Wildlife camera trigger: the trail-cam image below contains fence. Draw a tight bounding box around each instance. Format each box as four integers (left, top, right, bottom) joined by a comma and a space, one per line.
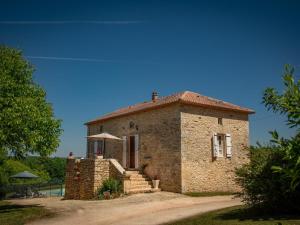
2, 181, 65, 199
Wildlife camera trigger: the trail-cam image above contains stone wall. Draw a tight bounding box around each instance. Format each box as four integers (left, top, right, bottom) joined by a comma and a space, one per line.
87, 104, 182, 192
85, 103, 251, 194
180, 105, 250, 192
65, 158, 112, 199
64, 158, 80, 199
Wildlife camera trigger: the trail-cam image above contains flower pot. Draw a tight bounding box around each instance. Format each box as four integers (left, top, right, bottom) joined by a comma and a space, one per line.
103, 191, 110, 199
152, 180, 160, 189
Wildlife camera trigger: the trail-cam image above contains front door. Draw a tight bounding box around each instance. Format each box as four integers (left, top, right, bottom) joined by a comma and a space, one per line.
129, 136, 135, 168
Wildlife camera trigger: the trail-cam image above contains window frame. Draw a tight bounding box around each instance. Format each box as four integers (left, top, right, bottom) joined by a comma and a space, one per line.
218, 118, 223, 125
216, 134, 225, 157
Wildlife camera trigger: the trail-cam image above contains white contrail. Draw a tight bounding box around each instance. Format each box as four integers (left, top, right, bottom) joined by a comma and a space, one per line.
26, 56, 157, 64
0, 20, 144, 24
27, 56, 119, 62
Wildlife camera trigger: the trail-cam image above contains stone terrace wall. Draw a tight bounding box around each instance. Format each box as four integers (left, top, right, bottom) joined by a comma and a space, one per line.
65, 158, 114, 200
64, 158, 80, 199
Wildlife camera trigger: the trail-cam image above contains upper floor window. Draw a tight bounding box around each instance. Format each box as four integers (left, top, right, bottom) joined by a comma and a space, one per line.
99, 125, 103, 133
218, 118, 223, 125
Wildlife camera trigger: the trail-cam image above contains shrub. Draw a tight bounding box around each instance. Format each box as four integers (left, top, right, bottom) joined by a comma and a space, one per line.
235, 145, 300, 212
97, 178, 122, 199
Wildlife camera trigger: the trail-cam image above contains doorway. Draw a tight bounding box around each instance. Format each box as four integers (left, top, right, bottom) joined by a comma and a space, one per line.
129, 136, 135, 168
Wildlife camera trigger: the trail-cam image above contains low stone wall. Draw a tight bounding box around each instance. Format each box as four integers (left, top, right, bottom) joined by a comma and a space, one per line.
65, 157, 123, 200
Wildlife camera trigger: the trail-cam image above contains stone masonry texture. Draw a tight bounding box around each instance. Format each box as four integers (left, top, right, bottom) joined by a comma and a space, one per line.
80, 103, 250, 194
87, 104, 182, 193
180, 105, 249, 192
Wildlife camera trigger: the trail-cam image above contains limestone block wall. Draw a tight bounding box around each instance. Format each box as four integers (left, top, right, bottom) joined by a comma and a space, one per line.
180, 105, 250, 193
65, 158, 112, 199
87, 104, 182, 192
64, 158, 80, 199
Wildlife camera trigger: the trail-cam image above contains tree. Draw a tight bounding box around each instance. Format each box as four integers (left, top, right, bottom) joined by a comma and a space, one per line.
236, 64, 300, 212
0, 45, 62, 158
263, 64, 300, 128
263, 65, 300, 191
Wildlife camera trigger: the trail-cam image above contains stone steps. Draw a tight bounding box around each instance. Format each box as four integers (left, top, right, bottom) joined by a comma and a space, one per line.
129, 180, 151, 185
127, 187, 152, 194
124, 169, 159, 194
129, 177, 151, 181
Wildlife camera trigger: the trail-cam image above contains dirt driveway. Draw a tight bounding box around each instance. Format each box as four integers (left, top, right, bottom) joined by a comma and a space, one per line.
9, 192, 241, 225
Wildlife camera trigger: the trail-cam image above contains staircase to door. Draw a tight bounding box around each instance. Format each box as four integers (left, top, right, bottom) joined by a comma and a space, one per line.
124, 170, 156, 194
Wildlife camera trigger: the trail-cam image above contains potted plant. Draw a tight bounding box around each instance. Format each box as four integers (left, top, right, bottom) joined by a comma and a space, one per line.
103, 190, 110, 199
152, 175, 160, 189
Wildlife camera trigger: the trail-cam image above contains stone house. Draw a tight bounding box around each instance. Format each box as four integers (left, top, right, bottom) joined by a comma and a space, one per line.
80, 91, 254, 194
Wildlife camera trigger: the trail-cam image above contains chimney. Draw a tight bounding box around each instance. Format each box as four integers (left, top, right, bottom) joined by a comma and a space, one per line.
152, 91, 158, 101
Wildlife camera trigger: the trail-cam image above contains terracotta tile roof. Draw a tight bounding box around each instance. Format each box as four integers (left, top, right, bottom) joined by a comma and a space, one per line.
86, 91, 254, 125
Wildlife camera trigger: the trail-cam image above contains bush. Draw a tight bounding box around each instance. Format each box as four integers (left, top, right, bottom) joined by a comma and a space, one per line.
236, 144, 300, 212
97, 178, 122, 199
235, 65, 300, 213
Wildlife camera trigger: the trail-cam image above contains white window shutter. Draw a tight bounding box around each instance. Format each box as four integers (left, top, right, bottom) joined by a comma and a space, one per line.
226, 134, 232, 157
122, 136, 127, 168
213, 133, 219, 157
134, 134, 139, 168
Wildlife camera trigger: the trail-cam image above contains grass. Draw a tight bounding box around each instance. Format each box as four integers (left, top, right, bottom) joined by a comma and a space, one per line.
164, 205, 300, 225
0, 200, 54, 225
184, 191, 235, 197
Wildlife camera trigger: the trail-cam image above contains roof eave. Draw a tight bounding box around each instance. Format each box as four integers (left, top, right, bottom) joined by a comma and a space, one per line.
85, 99, 255, 126
84, 101, 179, 126
178, 99, 255, 114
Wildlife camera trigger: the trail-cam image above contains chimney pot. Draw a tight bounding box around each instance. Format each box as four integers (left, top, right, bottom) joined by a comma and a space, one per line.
152, 91, 158, 101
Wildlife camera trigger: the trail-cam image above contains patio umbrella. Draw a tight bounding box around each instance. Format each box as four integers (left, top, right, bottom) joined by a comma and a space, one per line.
10, 171, 39, 198
87, 132, 122, 156
10, 171, 39, 179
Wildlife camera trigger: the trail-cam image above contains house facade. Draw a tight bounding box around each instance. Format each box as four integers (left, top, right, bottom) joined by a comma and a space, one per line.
84, 91, 254, 193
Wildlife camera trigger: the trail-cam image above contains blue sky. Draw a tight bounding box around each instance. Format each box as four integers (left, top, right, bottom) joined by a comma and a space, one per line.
1, 0, 299, 157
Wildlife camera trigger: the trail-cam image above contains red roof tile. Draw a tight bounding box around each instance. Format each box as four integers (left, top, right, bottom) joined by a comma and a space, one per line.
86, 91, 254, 125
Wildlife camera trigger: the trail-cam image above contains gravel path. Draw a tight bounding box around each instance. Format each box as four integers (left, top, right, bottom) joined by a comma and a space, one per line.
9, 192, 242, 225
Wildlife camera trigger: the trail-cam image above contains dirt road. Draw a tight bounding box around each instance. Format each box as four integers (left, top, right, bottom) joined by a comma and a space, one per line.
9, 192, 241, 225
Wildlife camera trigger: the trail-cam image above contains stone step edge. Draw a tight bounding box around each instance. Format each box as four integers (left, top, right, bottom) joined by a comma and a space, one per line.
127, 188, 161, 194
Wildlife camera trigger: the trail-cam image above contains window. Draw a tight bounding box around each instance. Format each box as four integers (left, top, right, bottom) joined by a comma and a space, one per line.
99, 125, 103, 133
218, 118, 223, 125
94, 140, 104, 156
217, 134, 224, 157
213, 133, 232, 158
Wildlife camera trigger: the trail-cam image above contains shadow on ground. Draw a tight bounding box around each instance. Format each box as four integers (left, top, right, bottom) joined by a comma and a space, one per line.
216, 206, 300, 222
0, 203, 42, 214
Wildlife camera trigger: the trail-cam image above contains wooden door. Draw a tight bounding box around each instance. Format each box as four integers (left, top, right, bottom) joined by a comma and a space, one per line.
129, 136, 135, 168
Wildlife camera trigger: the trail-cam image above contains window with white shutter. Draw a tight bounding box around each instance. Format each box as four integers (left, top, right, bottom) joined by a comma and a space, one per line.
217, 135, 224, 157
213, 133, 219, 157
213, 133, 229, 158
225, 134, 232, 158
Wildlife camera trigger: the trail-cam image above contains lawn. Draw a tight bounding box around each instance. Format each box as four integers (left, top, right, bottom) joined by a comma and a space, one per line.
0, 200, 54, 225
165, 205, 300, 225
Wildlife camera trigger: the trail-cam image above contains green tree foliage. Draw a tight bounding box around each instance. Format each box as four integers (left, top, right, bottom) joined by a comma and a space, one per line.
236, 65, 300, 212
263, 65, 300, 128
0, 45, 62, 158
22, 156, 66, 182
